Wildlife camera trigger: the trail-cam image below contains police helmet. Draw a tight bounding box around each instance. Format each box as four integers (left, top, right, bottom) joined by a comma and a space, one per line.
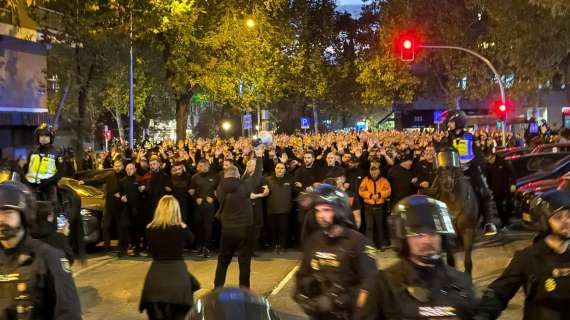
435, 147, 461, 169
388, 195, 455, 254
187, 287, 280, 320
527, 189, 570, 234
300, 183, 354, 228
443, 109, 467, 129
0, 181, 37, 228
34, 123, 55, 144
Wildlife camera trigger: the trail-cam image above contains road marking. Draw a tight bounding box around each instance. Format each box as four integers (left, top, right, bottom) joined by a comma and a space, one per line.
269, 265, 299, 297
74, 257, 118, 278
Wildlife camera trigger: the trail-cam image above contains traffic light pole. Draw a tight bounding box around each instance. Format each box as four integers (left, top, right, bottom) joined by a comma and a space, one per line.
420, 45, 507, 146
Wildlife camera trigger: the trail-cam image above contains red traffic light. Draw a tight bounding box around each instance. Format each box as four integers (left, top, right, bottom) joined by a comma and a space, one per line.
492, 99, 511, 121
104, 130, 112, 138
400, 36, 415, 61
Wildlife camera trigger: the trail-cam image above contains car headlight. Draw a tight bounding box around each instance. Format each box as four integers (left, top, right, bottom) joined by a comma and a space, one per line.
80, 209, 94, 217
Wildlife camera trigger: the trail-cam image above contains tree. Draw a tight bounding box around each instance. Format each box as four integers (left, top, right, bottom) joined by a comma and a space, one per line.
472, 0, 570, 104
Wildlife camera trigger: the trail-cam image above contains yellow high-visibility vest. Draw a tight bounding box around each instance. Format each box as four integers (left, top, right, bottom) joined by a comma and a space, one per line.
25, 154, 57, 184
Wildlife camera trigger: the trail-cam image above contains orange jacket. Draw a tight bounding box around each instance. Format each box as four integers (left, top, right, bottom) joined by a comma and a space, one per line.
359, 176, 391, 205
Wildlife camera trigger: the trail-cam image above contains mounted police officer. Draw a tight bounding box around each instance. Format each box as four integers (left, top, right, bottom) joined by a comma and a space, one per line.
24, 123, 62, 203
475, 189, 570, 320
355, 195, 476, 320
0, 181, 81, 320
294, 184, 377, 320
443, 109, 499, 235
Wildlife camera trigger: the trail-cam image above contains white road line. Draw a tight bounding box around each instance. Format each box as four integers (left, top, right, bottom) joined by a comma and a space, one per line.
74, 257, 118, 278
269, 265, 299, 297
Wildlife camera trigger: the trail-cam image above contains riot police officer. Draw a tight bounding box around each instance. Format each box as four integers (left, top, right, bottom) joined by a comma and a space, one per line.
0, 181, 81, 319
474, 189, 570, 320
443, 109, 499, 235
24, 123, 63, 202
355, 195, 476, 320
294, 184, 378, 320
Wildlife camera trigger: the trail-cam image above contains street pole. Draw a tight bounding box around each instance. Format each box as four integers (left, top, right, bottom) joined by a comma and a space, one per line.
420, 45, 507, 146
312, 100, 319, 134
128, 7, 135, 149
104, 125, 109, 153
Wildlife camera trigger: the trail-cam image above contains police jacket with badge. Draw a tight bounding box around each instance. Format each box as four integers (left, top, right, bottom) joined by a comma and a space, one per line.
0, 181, 81, 320
0, 235, 81, 320
356, 195, 477, 320
294, 185, 378, 319
475, 189, 570, 320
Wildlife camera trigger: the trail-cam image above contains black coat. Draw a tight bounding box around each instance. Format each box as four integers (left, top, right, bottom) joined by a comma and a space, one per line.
140, 226, 196, 312
476, 240, 570, 320
387, 165, 417, 206
355, 259, 476, 320
295, 227, 378, 319
120, 175, 142, 215
216, 178, 253, 229
0, 236, 82, 320
264, 175, 293, 214
146, 170, 172, 207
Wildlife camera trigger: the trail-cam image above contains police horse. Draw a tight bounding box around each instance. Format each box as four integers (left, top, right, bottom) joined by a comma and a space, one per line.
423, 148, 479, 276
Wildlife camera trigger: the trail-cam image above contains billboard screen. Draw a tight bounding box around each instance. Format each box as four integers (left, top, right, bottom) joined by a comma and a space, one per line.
0, 35, 47, 113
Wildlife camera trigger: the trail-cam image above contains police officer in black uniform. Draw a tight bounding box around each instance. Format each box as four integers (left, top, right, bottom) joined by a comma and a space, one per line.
24, 123, 63, 203
474, 189, 570, 320
0, 181, 81, 320
355, 195, 476, 320
294, 184, 378, 320
443, 109, 499, 235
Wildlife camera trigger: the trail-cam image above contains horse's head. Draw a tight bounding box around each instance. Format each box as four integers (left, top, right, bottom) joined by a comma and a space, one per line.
436, 167, 457, 194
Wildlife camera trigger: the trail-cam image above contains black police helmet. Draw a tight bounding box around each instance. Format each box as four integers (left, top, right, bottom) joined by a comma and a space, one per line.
187, 287, 280, 320
0, 181, 37, 228
443, 109, 467, 129
527, 189, 570, 234
34, 123, 55, 144
301, 183, 355, 228
388, 195, 455, 254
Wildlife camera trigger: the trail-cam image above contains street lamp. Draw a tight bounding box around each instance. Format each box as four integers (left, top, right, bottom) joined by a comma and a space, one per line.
246, 18, 255, 28
222, 121, 232, 132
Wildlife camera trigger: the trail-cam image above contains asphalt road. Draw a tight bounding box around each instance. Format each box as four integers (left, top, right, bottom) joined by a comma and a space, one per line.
73, 231, 533, 320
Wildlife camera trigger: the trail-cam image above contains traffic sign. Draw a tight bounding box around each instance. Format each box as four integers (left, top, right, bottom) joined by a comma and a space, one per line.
300, 117, 310, 129
243, 113, 252, 130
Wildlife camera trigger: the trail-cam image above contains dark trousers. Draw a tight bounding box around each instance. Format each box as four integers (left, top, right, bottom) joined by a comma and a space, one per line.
364, 203, 388, 248
214, 226, 252, 288
127, 209, 144, 252
268, 214, 289, 248
495, 197, 512, 226
103, 202, 128, 252
193, 203, 215, 249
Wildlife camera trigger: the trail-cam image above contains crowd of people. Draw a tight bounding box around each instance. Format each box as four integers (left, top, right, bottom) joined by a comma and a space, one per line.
1, 109, 570, 320
65, 126, 523, 257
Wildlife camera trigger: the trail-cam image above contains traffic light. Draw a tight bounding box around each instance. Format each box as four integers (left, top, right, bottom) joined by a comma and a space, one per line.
104, 130, 112, 139
400, 36, 415, 61
492, 99, 510, 121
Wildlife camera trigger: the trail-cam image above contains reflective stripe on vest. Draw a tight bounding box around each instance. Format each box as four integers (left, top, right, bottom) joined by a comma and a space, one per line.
452, 137, 474, 164
25, 154, 57, 184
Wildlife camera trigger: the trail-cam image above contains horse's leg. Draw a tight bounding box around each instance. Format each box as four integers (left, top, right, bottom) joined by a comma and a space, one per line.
463, 228, 475, 277
443, 236, 456, 268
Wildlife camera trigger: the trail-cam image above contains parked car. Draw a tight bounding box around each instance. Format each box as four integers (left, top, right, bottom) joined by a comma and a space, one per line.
531, 143, 570, 154
514, 177, 560, 221
516, 155, 570, 187
496, 146, 531, 158
506, 152, 570, 180
58, 177, 105, 246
